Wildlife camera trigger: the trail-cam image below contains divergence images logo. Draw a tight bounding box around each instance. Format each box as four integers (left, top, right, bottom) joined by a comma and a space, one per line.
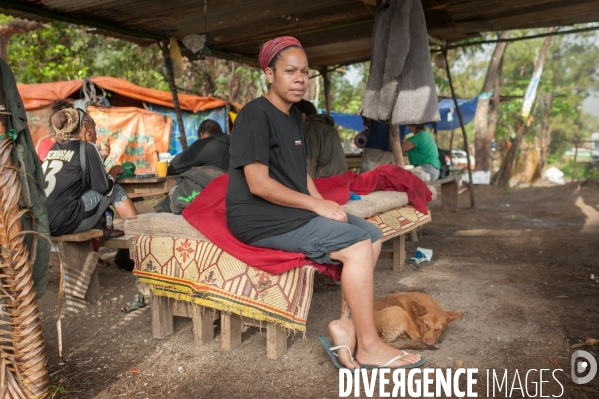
571, 350, 597, 385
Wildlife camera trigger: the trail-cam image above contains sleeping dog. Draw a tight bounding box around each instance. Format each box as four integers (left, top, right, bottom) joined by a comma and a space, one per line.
374, 292, 463, 349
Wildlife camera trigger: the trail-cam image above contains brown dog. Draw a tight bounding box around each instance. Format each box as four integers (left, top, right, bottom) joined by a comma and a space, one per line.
374, 292, 463, 346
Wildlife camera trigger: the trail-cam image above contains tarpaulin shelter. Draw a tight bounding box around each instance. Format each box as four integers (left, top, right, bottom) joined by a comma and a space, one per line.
18, 77, 226, 172
328, 96, 481, 134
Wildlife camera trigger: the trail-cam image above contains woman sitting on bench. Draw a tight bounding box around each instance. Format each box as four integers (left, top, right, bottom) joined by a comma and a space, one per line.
402, 124, 441, 181
42, 102, 138, 236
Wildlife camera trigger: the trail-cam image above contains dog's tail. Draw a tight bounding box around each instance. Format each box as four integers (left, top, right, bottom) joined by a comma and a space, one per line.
388, 339, 438, 351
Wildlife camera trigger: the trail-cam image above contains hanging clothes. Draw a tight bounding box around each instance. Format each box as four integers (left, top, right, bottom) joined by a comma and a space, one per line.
361, 0, 440, 125
1, 59, 50, 299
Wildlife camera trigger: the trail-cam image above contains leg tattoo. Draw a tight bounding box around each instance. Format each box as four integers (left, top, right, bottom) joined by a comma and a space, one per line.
344, 302, 352, 319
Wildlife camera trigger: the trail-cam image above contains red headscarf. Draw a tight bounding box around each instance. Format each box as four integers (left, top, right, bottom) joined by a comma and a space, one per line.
258, 36, 303, 72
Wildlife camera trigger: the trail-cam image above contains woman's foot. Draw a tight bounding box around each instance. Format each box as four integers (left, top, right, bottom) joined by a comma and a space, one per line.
329, 319, 360, 369
356, 340, 422, 368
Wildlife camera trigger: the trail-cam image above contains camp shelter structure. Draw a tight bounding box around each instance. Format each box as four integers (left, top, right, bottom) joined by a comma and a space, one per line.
1, 0, 599, 68
19, 77, 226, 172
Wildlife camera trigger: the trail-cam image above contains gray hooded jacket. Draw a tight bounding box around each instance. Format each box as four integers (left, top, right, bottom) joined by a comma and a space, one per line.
361, 0, 440, 125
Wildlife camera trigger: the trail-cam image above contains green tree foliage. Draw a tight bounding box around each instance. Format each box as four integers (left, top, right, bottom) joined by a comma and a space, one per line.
2, 15, 166, 89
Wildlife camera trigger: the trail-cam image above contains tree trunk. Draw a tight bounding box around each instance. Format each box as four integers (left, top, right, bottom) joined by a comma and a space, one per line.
474, 31, 511, 171
0, 19, 44, 62
496, 29, 555, 187
538, 92, 554, 173
487, 57, 504, 150
161, 40, 188, 150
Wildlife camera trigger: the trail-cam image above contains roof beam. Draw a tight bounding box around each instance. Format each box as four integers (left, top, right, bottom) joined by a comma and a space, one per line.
0, 0, 163, 41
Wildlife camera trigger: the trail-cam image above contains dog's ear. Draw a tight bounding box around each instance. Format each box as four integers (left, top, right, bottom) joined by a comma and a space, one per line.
412, 301, 427, 317
446, 311, 463, 324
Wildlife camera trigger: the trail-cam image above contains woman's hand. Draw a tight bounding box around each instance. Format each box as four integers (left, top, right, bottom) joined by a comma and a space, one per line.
311, 199, 347, 223
108, 165, 124, 179
99, 140, 111, 159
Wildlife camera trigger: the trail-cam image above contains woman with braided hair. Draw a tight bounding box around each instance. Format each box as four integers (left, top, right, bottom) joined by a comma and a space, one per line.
42, 103, 138, 236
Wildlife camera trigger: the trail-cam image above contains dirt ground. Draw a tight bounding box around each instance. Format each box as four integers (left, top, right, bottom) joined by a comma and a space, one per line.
38, 181, 599, 398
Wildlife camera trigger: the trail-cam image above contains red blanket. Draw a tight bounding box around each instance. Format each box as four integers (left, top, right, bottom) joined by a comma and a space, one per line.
182, 165, 431, 280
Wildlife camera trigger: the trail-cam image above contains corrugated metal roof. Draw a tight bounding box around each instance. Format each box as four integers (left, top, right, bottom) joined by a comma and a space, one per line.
1, 0, 599, 67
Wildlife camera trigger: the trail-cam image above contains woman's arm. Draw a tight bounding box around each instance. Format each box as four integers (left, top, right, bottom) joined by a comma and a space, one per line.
306, 173, 324, 199
244, 162, 346, 222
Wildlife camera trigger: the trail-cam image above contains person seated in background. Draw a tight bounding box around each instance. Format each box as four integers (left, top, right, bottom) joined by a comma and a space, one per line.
293, 99, 348, 178
43, 102, 138, 236
167, 119, 229, 175
359, 118, 395, 172
402, 124, 440, 181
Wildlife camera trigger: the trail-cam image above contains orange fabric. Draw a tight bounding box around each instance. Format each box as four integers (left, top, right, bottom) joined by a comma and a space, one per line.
17, 76, 226, 113
90, 77, 226, 113
27, 107, 54, 148
88, 106, 172, 174
18, 80, 83, 111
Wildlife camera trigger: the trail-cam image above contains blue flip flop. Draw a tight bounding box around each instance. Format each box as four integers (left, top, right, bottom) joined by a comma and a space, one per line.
318, 335, 426, 369
318, 335, 354, 369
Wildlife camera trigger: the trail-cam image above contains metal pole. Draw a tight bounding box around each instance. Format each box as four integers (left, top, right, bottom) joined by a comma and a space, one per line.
443, 48, 475, 208
161, 40, 188, 150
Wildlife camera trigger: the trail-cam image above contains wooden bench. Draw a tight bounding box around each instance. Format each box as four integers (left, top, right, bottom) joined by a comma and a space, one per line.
433, 174, 462, 212
51, 230, 131, 310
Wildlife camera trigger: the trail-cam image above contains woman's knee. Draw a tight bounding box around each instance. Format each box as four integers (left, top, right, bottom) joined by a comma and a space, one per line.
331, 238, 374, 263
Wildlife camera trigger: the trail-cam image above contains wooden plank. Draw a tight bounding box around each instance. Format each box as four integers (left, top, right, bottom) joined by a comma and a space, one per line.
59, 241, 88, 311
192, 306, 215, 345
220, 312, 242, 351
72, 251, 99, 299
51, 229, 102, 242
59, 240, 101, 309
151, 292, 174, 339
266, 322, 287, 359
127, 192, 168, 200
171, 300, 193, 318
408, 230, 418, 243
441, 179, 459, 212
392, 234, 405, 272
100, 236, 131, 249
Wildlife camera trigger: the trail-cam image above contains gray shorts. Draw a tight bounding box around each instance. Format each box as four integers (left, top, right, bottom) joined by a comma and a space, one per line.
73, 184, 129, 233
252, 214, 383, 264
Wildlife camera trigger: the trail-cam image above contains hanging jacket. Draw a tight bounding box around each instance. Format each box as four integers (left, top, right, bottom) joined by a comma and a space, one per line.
1, 59, 50, 299
361, 0, 440, 125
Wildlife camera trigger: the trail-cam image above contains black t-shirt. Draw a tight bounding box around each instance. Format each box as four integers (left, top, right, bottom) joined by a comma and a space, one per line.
167, 134, 230, 175
226, 96, 317, 244
43, 140, 115, 235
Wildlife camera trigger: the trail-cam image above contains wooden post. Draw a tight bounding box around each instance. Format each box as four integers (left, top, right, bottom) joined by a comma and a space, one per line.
442, 49, 475, 208
161, 40, 188, 150
59, 241, 101, 309
392, 235, 405, 272
221, 312, 242, 351
151, 292, 174, 339
322, 68, 331, 116
192, 306, 215, 345
389, 124, 405, 168
266, 322, 287, 359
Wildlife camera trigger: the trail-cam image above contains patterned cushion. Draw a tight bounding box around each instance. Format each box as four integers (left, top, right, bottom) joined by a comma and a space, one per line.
132, 205, 431, 331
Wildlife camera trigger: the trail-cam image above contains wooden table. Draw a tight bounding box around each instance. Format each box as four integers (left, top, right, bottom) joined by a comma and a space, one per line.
117, 175, 179, 200
345, 153, 362, 170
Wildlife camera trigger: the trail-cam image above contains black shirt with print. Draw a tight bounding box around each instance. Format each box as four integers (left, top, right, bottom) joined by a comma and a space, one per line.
43, 140, 114, 236
226, 96, 317, 244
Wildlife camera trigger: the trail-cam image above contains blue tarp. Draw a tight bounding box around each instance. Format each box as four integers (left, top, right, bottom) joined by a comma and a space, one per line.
433, 97, 479, 130
329, 111, 365, 132
325, 96, 480, 132
148, 105, 227, 154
